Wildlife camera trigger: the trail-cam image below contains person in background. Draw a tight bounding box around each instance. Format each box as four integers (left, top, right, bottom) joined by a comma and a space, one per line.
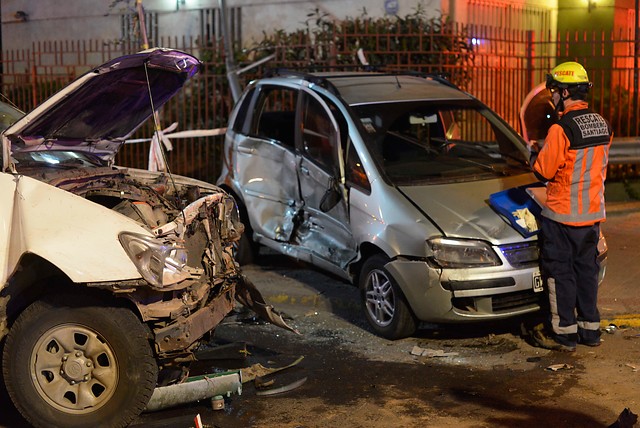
530, 61, 613, 352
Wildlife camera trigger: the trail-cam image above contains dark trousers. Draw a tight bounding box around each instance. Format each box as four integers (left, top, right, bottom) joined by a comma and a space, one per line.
540, 216, 601, 346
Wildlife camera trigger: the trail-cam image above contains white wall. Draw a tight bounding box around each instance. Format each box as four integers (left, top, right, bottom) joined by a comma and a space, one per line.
1, 0, 442, 50
2, 1, 126, 49
1, 0, 557, 51
216, 0, 441, 44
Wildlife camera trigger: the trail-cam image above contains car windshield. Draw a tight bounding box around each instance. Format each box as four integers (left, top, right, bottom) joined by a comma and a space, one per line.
352, 100, 531, 185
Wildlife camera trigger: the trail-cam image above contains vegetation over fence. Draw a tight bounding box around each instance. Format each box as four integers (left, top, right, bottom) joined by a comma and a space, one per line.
242, 7, 474, 87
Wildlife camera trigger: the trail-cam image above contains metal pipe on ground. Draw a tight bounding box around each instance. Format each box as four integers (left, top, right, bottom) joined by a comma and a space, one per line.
145, 371, 242, 412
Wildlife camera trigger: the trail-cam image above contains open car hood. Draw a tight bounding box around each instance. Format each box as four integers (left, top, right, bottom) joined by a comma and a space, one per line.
2, 48, 201, 169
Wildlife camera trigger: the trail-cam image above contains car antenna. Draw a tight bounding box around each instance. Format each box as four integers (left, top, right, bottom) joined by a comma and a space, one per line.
143, 61, 186, 217
0, 92, 21, 111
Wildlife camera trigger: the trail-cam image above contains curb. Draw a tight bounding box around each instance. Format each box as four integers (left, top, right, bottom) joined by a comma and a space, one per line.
606, 201, 640, 215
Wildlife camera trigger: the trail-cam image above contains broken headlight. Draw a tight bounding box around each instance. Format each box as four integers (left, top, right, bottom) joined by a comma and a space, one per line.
427, 237, 502, 268
119, 232, 190, 287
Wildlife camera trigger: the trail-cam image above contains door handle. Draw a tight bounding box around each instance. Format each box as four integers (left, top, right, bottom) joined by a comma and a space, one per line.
300, 166, 309, 175
238, 146, 255, 154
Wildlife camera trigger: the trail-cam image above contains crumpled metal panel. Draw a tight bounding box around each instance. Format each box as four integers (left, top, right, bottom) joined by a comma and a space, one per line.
233, 136, 300, 242
0, 162, 294, 355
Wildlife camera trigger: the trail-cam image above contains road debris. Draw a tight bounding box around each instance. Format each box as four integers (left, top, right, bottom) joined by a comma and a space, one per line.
240, 356, 305, 383
145, 371, 241, 412
411, 345, 459, 358
255, 377, 276, 388
546, 363, 574, 371
606, 324, 618, 334
255, 377, 308, 396
175, 342, 250, 363
625, 363, 638, 372
211, 395, 225, 410
195, 414, 203, 428
608, 408, 638, 428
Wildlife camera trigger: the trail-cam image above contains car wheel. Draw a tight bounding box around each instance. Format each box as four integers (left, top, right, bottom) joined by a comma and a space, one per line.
359, 254, 418, 340
2, 298, 157, 428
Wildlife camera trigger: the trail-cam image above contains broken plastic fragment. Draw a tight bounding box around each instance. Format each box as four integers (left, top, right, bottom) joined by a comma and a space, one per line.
240, 356, 305, 383
546, 363, 573, 371
411, 345, 459, 357
255, 377, 308, 396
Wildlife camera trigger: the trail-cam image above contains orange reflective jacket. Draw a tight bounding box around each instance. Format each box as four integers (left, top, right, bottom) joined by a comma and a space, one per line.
533, 101, 612, 226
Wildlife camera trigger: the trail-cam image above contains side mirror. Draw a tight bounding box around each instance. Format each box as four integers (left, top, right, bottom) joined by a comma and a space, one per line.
320, 178, 342, 212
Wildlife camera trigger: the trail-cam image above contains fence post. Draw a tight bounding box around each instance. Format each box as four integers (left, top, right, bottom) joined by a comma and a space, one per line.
219, 0, 242, 104
634, 0, 639, 136
526, 30, 535, 94
30, 64, 37, 109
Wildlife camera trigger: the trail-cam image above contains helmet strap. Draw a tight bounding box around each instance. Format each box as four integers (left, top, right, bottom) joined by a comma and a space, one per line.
554, 95, 566, 113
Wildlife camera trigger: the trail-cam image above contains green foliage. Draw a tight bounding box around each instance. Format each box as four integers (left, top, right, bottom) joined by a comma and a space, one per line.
235, 6, 475, 88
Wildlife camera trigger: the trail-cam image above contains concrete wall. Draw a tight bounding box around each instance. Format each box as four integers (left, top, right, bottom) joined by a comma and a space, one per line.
1, 1, 126, 49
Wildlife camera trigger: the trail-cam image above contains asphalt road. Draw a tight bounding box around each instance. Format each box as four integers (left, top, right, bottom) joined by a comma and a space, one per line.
239, 200, 640, 329
596, 202, 640, 325
129, 202, 640, 428
2, 202, 640, 428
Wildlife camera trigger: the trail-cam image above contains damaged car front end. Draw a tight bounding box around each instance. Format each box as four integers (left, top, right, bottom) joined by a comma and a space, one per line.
0, 49, 291, 428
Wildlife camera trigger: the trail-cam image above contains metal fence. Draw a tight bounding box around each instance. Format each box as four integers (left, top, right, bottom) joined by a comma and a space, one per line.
1, 24, 639, 183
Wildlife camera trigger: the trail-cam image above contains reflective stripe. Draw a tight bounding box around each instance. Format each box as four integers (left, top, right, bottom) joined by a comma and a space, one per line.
581, 148, 594, 214
548, 277, 578, 335
577, 320, 600, 331
543, 145, 606, 224
542, 207, 605, 223
571, 148, 584, 216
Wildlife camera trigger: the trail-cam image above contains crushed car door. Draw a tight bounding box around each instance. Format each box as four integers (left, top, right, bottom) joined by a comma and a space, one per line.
295, 90, 356, 268
233, 85, 301, 242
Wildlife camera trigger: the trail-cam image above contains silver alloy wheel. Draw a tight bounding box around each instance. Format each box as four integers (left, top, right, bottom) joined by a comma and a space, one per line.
364, 268, 396, 327
31, 323, 118, 413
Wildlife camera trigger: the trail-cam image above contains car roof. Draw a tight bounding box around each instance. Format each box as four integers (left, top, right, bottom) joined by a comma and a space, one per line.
260, 71, 475, 106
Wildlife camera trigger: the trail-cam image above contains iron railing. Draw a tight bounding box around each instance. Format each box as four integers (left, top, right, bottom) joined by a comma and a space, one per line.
1, 26, 640, 182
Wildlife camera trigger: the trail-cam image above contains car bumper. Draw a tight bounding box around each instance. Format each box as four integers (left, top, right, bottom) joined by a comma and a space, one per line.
385, 259, 542, 323
386, 252, 607, 323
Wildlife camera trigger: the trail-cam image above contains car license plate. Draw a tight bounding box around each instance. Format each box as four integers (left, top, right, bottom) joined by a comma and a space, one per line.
533, 272, 543, 293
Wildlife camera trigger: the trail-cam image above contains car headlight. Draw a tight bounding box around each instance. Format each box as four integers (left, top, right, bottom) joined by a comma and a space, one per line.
119, 232, 190, 287
427, 237, 501, 268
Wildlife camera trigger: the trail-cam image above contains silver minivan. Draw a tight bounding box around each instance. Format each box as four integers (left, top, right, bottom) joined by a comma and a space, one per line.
217, 71, 607, 339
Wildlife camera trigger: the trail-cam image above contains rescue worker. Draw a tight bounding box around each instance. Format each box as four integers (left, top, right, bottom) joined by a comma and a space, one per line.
530, 61, 613, 352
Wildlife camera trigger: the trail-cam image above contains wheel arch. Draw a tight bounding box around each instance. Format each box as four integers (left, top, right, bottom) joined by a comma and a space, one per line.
349, 242, 388, 287
1, 254, 143, 345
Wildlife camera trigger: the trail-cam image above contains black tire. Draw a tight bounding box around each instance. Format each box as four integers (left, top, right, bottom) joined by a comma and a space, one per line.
234, 202, 259, 265
2, 298, 158, 428
359, 254, 418, 340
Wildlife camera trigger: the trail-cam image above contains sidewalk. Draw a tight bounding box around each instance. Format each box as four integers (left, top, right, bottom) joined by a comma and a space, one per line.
599, 200, 640, 327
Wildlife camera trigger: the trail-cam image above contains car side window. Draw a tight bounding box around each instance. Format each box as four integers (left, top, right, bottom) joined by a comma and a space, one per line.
345, 142, 370, 193
231, 88, 256, 134
300, 95, 337, 171
250, 86, 298, 150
